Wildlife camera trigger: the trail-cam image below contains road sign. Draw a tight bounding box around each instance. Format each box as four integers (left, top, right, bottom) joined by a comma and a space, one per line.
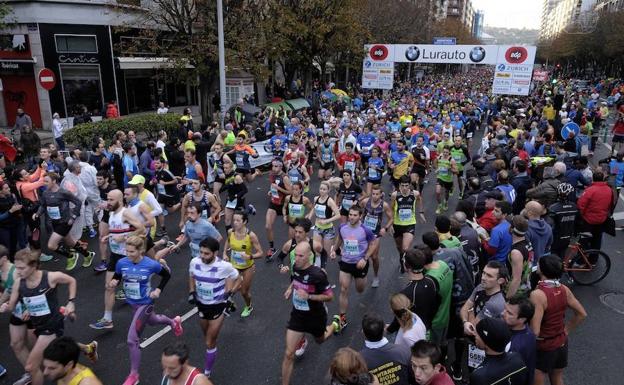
433, 37, 456, 45
38, 68, 56, 90
561, 121, 580, 140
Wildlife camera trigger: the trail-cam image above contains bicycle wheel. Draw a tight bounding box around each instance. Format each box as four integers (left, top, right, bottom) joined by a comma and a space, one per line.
569, 249, 611, 285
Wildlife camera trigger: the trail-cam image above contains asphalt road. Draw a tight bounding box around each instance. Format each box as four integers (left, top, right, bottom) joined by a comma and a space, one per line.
1, 127, 623, 385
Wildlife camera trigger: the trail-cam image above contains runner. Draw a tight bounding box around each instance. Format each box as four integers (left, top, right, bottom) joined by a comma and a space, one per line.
265, 159, 292, 260
281, 242, 337, 385
0, 249, 77, 385
365, 146, 385, 197
93, 170, 113, 272
282, 181, 313, 238
336, 170, 364, 223
170, 205, 222, 258
410, 135, 430, 193
222, 210, 263, 318
124, 184, 157, 256
336, 142, 361, 179
35, 173, 95, 271
42, 336, 103, 385
90, 189, 146, 330
221, 163, 252, 232
276, 218, 318, 273
390, 176, 425, 269
388, 139, 414, 190
229, 132, 260, 183
435, 146, 458, 214
359, 185, 393, 287
161, 342, 213, 385
450, 136, 470, 196
153, 157, 182, 236
208, 142, 231, 202
182, 149, 205, 192
331, 205, 375, 332
188, 237, 241, 377
109, 235, 183, 385
308, 181, 341, 268
128, 175, 162, 241
317, 133, 335, 181
179, 179, 221, 226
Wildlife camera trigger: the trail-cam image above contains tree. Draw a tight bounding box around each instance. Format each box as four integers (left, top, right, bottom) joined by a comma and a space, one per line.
0, 1, 13, 30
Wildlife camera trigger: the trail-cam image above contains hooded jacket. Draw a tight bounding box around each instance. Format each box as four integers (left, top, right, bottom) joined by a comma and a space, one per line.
527, 219, 553, 260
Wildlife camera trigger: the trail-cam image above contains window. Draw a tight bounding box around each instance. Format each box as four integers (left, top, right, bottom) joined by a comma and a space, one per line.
60, 64, 103, 116
226, 86, 240, 110
55, 35, 97, 53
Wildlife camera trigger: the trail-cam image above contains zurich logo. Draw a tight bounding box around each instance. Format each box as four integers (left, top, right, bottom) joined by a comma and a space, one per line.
364, 60, 372, 68
497, 64, 506, 71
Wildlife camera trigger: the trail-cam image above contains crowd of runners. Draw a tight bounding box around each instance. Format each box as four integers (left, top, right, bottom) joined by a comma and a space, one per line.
0, 67, 622, 385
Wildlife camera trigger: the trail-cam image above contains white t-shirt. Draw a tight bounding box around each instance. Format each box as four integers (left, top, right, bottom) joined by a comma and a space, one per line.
395, 314, 427, 349
157, 107, 169, 114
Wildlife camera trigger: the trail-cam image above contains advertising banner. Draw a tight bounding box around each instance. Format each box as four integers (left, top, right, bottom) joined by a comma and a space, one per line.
491, 45, 537, 96
361, 58, 394, 89
365, 44, 500, 64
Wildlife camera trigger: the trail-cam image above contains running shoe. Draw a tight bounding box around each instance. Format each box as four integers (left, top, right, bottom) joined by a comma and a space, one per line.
89, 318, 113, 330
266, 247, 275, 262
156, 228, 167, 237
65, 253, 78, 271
332, 314, 348, 334
82, 251, 95, 268
12, 373, 31, 385
122, 372, 140, 385
93, 261, 108, 272
88, 228, 97, 238
247, 204, 256, 215
85, 341, 99, 363
371, 277, 380, 288
116, 289, 126, 300
172, 315, 183, 337
294, 337, 308, 357
39, 253, 53, 262
240, 305, 254, 318
0, 364, 6, 378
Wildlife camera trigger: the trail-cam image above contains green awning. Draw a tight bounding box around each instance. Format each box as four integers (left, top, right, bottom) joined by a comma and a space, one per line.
263, 101, 292, 112
286, 98, 311, 110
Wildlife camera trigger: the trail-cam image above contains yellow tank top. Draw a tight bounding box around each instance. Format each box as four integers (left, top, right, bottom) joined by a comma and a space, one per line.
228, 229, 254, 270
66, 365, 96, 385
139, 189, 158, 238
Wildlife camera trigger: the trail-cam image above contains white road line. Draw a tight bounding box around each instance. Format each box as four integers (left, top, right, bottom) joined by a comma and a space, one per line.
140, 307, 197, 349
613, 212, 624, 221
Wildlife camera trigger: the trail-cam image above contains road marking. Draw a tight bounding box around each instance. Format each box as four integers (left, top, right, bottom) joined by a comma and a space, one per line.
140, 307, 197, 349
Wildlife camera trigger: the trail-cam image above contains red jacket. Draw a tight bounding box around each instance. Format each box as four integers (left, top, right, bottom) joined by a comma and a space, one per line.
578, 181, 614, 224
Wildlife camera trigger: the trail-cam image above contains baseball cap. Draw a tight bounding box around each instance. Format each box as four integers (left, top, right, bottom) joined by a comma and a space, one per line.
476, 317, 511, 353
128, 175, 146, 185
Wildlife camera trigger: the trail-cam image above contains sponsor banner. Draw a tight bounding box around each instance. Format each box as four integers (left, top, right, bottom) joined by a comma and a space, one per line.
533, 69, 549, 81
205, 140, 274, 183
365, 44, 499, 64
362, 58, 394, 89
492, 45, 536, 96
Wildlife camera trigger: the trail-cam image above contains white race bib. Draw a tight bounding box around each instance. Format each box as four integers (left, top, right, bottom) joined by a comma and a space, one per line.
342, 199, 354, 210
398, 208, 412, 222
231, 250, 245, 265
123, 282, 141, 300
47, 206, 61, 220
225, 199, 237, 209
196, 281, 214, 302
23, 294, 51, 317
293, 291, 310, 311
157, 184, 166, 194
363, 215, 378, 230
289, 203, 304, 218
344, 239, 359, 255
468, 344, 486, 368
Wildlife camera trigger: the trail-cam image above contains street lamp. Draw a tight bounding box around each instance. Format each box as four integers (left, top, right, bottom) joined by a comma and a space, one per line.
217, 0, 226, 127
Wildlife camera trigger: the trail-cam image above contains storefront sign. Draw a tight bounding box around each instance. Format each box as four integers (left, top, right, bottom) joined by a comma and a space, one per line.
58, 54, 99, 64
0, 60, 33, 72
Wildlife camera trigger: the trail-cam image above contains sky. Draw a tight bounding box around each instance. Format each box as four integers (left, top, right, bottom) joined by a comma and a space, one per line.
472, 0, 542, 30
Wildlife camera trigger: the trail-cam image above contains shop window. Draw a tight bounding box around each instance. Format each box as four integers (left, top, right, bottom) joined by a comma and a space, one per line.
59, 64, 104, 117
56, 35, 98, 53
226, 86, 240, 110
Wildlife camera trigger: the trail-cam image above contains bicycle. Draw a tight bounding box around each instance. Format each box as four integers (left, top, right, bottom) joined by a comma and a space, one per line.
563, 233, 611, 285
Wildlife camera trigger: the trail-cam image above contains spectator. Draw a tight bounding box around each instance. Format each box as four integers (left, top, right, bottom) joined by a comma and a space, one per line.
482, 200, 512, 263
359, 312, 412, 385
477, 190, 502, 232
389, 293, 427, 349
526, 166, 561, 208
329, 347, 379, 385
410, 341, 454, 385
157, 101, 169, 114
13, 107, 32, 131
19, 125, 41, 167
52, 112, 66, 150
511, 160, 532, 215
503, 296, 537, 385
105, 100, 120, 119
523, 201, 553, 263
577, 170, 616, 251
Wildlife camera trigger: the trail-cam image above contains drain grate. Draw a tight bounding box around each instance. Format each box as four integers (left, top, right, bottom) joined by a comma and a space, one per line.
600, 293, 624, 315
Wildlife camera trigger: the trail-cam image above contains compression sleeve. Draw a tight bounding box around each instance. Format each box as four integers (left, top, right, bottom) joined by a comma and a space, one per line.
156, 266, 171, 291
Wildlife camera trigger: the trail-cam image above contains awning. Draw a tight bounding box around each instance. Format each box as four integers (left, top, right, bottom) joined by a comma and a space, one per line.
263, 101, 292, 113
286, 98, 310, 110
117, 57, 194, 70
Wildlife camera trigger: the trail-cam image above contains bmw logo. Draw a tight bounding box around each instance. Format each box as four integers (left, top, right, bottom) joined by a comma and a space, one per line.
469, 46, 486, 63
405, 46, 420, 61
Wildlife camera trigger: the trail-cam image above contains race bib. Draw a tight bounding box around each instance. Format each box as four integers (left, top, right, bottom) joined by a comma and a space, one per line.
468, 344, 486, 368
322, 153, 331, 162
289, 203, 304, 218
235, 155, 244, 167
157, 184, 166, 194
363, 215, 378, 230
190, 242, 200, 258
109, 239, 126, 255
290, 175, 299, 183
342, 199, 354, 210
196, 281, 214, 302
467, 132, 473, 138
23, 294, 51, 317
315, 205, 326, 219
225, 199, 237, 209
13, 302, 23, 318
47, 206, 61, 220
344, 161, 355, 172
438, 167, 448, 175
231, 250, 245, 265
293, 291, 310, 311
344, 239, 359, 255
123, 282, 142, 300
368, 168, 379, 179
398, 208, 412, 222
201, 209, 208, 219
270, 186, 279, 198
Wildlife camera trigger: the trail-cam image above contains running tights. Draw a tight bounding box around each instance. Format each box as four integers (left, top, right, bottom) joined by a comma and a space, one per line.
127, 304, 174, 374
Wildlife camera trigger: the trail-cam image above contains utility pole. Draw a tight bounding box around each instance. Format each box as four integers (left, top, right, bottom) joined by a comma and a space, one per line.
217, 0, 227, 126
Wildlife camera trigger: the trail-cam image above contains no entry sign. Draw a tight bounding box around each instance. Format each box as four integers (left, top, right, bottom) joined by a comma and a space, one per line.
38, 68, 56, 90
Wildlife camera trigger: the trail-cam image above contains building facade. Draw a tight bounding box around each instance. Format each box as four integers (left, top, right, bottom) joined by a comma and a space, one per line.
0, 0, 197, 130
472, 10, 484, 39
540, 0, 598, 40
446, 0, 476, 32
594, 0, 624, 12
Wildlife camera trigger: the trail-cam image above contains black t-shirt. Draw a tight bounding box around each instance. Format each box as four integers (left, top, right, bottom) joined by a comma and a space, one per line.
155, 169, 178, 197
470, 352, 528, 385
291, 265, 331, 316
338, 182, 362, 210
398, 277, 439, 330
